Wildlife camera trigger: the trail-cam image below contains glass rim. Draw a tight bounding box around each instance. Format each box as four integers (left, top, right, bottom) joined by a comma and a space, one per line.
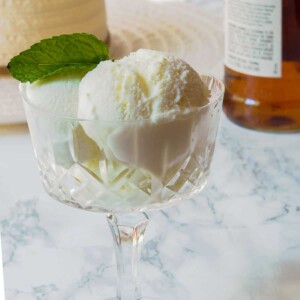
20, 75, 224, 123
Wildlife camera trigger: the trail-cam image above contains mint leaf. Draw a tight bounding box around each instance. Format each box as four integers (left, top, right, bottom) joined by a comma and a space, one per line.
7, 33, 109, 83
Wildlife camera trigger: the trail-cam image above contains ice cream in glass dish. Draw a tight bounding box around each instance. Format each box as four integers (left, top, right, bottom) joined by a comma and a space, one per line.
8, 33, 224, 300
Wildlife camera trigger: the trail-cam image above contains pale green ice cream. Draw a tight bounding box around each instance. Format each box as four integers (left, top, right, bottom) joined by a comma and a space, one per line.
21, 72, 82, 117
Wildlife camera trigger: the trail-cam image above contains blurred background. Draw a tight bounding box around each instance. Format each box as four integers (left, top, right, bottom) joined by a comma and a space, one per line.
0, 0, 223, 127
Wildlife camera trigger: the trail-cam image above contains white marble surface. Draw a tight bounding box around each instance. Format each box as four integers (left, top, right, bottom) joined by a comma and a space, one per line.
1, 0, 300, 300
1, 114, 300, 300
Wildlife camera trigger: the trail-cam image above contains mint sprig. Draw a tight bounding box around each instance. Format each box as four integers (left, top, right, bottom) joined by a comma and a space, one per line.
7, 33, 109, 83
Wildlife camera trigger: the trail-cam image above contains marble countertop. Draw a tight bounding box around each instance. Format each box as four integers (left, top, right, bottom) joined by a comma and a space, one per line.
1, 1, 300, 300
1, 115, 300, 300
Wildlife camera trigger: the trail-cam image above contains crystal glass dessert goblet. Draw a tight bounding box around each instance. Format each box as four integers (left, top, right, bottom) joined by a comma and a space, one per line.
21, 76, 224, 299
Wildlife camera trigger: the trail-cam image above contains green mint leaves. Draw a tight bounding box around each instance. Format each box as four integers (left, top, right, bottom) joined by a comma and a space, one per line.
7, 33, 109, 83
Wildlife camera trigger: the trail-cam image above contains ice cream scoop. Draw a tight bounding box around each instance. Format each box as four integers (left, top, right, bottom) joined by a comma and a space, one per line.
78, 49, 209, 122
77, 49, 210, 180
20, 72, 84, 169
21, 72, 82, 117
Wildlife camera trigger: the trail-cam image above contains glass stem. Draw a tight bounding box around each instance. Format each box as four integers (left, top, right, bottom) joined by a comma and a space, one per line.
107, 212, 149, 300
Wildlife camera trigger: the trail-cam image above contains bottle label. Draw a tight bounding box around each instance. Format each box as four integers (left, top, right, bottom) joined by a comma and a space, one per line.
225, 0, 282, 78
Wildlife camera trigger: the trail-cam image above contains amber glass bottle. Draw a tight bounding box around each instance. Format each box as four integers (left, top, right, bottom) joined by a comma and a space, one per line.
223, 0, 300, 132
